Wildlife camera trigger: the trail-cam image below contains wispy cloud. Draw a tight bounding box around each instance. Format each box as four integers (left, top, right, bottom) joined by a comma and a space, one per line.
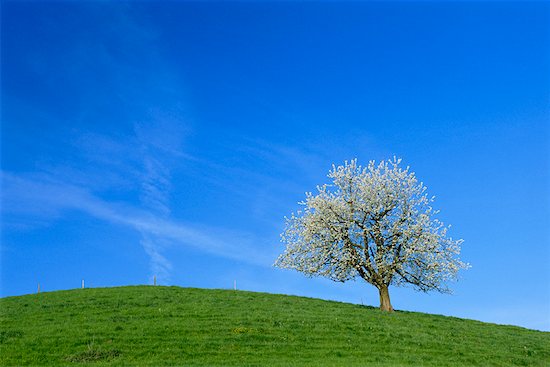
133, 118, 185, 282
1, 172, 273, 268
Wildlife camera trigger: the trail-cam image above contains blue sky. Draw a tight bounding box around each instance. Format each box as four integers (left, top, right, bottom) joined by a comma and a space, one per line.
1, 1, 549, 331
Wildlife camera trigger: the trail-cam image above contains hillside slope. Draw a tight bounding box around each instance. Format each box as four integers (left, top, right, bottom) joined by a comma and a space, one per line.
1, 286, 548, 366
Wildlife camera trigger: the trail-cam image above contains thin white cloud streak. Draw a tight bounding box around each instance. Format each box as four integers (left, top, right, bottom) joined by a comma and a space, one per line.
138, 147, 173, 282
132, 115, 196, 282
140, 233, 172, 283
1, 172, 274, 268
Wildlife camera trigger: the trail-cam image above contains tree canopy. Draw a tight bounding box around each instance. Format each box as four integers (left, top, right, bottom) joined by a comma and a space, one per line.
275, 158, 469, 311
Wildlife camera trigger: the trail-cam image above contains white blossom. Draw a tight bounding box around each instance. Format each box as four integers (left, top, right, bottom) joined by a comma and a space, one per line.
275, 158, 469, 310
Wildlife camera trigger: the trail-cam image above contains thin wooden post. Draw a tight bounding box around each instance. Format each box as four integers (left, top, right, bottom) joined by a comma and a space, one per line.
154, 275, 157, 286
37, 282, 40, 294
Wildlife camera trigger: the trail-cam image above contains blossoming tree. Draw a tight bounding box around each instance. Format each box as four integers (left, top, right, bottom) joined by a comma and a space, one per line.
275, 158, 468, 312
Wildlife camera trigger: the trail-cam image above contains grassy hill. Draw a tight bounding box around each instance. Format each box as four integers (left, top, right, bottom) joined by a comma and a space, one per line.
1, 286, 548, 366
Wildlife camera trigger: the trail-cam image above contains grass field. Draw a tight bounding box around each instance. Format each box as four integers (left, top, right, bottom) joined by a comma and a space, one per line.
1, 286, 548, 366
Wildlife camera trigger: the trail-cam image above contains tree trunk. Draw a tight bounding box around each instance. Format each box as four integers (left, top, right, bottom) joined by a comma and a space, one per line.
378, 285, 394, 312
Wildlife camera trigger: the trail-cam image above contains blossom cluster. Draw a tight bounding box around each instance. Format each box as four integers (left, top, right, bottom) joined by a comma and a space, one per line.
275, 158, 469, 292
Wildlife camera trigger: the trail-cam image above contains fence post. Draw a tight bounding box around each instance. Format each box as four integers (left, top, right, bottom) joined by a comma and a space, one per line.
154, 275, 157, 286
37, 282, 40, 294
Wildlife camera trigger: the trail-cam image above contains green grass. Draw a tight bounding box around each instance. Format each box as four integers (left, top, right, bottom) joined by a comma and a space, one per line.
1, 286, 548, 366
